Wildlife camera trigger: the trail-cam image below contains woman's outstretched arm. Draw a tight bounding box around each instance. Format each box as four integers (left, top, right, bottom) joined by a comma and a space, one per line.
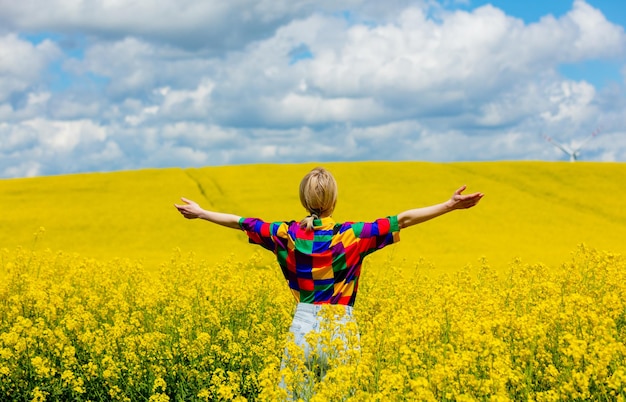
397, 185, 484, 229
174, 197, 242, 229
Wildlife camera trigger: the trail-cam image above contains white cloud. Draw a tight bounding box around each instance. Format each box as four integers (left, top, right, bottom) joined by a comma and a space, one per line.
3, 160, 42, 178
0, 91, 52, 121
0, 119, 109, 177
0, 34, 60, 101
566, 0, 626, 59
192, 0, 625, 131
158, 80, 215, 119
28, 119, 107, 152
0, 0, 353, 51
540, 81, 597, 123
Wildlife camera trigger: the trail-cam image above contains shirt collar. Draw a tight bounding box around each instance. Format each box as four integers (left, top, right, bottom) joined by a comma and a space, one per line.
313, 216, 336, 229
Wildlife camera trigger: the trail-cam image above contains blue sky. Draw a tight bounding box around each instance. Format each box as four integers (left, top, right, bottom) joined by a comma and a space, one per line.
0, 0, 624, 178
471, 0, 624, 25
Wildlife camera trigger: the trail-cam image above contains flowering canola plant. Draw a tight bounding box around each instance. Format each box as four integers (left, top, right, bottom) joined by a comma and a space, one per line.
1, 242, 625, 401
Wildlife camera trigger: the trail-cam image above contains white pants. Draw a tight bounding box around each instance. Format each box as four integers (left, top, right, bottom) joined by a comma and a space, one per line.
279, 303, 359, 400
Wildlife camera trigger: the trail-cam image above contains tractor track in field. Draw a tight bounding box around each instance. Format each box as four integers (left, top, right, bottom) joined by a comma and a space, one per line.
183, 170, 212, 206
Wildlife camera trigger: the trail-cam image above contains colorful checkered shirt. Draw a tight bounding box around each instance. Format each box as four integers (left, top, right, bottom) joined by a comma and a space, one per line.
239, 216, 400, 306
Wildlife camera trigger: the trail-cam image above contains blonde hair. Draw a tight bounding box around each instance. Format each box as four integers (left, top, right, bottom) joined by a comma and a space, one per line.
299, 167, 338, 230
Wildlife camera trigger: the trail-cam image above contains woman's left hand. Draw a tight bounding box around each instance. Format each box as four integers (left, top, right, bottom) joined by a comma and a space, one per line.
175, 197, 205, 219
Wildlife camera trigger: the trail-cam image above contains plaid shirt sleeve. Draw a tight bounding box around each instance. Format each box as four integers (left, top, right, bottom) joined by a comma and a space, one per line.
238, 217, 290, 252
352, 215, 400, 256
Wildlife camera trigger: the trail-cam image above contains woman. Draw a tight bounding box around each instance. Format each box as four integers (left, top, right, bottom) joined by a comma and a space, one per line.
175, 166, 484, 397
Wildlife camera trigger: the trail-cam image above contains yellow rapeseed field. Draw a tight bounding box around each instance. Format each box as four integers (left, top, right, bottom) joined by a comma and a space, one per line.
2, 161, 625, 269
1, 161, 626, 401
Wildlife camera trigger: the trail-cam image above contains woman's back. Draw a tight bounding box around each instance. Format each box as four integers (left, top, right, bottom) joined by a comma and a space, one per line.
239, 215, 400, 306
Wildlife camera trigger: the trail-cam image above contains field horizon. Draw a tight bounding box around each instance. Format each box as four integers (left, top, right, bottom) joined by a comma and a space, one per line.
1, 161, 625, 271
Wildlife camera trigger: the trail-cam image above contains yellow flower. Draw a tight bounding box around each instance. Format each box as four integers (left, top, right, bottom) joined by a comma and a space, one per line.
31, 356, 54, 379
31, 386, 48, 402
152, 376, 167, 393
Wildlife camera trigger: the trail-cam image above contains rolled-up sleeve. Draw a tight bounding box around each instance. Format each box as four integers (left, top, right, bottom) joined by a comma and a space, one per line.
239, 217, 290, 252
356, 215, 401, 256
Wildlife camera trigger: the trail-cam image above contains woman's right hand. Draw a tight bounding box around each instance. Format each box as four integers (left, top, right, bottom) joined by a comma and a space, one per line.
446, 185, 484, 210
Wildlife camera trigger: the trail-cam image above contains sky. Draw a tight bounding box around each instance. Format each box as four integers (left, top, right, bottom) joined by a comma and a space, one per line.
0, 0, 625, 178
